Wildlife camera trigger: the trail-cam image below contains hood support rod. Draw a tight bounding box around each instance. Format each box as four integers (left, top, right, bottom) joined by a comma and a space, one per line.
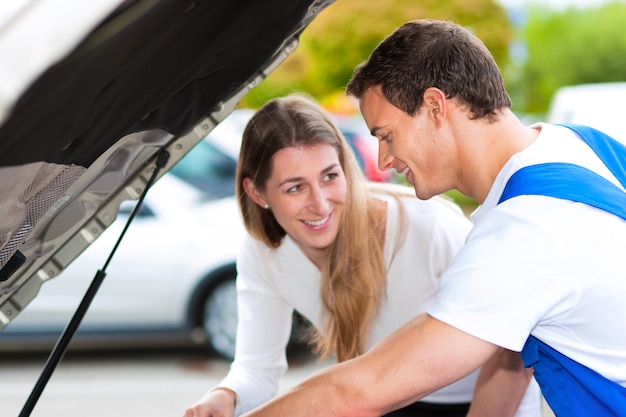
18, 149, 171, 417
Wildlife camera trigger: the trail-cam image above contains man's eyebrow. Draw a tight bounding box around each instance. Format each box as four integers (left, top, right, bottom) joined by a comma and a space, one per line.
370, 126, 380, 137
276, 163, 340, 188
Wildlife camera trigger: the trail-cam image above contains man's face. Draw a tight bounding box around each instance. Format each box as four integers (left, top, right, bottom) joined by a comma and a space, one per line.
359, 86, 453, 200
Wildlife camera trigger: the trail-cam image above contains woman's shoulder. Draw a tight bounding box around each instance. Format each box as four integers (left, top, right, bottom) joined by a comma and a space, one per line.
237, 233, 304, 286
395, 194, 472, 244
369, 183, 469, 227
240, 232, 300, 258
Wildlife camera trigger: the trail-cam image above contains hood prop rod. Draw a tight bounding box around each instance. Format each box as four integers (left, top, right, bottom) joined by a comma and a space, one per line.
19, 149, 171, 417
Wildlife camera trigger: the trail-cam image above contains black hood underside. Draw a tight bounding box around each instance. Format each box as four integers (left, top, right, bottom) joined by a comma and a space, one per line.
1, 0, 320, 168
0, 0, 333, 329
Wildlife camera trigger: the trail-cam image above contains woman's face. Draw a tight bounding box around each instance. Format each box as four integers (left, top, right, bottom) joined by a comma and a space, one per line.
252, 143, 347, 264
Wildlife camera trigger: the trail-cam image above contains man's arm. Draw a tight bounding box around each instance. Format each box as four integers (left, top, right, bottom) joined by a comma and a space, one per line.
242, 313, 499, 417
467, 349, 533, 417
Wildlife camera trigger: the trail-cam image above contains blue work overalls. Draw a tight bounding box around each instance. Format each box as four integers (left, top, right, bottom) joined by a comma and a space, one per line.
498, 124, 626, 417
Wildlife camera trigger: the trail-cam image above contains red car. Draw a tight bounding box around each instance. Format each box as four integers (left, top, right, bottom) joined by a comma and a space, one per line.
331, 114, 394, 183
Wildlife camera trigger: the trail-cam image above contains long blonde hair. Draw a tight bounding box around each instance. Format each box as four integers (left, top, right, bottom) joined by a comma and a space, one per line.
236, 94, 405, 361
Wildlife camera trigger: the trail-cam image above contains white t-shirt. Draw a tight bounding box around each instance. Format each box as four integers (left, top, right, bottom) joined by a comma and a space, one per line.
218, 193, 541, 416
430, 123, 626, 387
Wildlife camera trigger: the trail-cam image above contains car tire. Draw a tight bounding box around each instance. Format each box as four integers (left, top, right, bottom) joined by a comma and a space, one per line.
199, 272, 312, 361
202, 276, 238, 360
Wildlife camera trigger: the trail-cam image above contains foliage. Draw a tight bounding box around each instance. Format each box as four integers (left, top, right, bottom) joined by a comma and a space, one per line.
243, 0, 513, 110
444, 189, 478, 212
519, 2, 626, 115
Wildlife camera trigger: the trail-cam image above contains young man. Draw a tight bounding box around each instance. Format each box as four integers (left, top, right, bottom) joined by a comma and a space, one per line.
240, 19, 626, 417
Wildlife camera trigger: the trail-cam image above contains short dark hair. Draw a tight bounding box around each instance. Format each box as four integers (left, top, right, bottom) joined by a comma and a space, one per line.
346, 19, 511, 121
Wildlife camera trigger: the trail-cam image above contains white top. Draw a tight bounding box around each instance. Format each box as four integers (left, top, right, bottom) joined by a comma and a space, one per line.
430, 123, 626, 387
218, 193, 541, 416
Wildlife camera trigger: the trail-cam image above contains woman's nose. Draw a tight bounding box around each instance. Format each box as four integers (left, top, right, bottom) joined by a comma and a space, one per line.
309, 185, 329, 213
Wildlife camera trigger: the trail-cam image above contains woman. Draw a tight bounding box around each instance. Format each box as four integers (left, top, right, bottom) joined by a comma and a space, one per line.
183, 94, 541, 417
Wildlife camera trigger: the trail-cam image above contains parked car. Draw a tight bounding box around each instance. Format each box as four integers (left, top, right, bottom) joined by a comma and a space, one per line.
548, 82, 626, 144
331, 114, 394, 183
169, 109, 255, 199
0, 173, 246, 359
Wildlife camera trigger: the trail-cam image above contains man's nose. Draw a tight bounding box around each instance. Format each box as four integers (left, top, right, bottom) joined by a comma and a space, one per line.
378, 141, 394, 171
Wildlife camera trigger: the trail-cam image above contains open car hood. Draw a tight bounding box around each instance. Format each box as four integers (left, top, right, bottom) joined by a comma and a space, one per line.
0, 0, 333, 330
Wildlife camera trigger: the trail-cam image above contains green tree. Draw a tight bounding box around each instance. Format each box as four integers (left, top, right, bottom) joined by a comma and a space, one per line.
519, 2, 626, 115
243, 0, 513, 110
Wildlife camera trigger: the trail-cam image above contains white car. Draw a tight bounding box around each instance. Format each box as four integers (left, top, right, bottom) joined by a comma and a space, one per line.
548, 82, 626, 144
169, 109, 256, 198
1, 173, 246, 359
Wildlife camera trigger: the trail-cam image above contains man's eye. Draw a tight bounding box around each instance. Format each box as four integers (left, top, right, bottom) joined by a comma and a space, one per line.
380, 134, 391, 142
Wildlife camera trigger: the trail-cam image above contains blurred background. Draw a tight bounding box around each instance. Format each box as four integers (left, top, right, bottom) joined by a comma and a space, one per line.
242, 0, 626, 122
1, 1, 623, 415
239, 0, 626, 209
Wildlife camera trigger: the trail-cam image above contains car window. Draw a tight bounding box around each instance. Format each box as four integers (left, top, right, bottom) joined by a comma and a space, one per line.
118, 200, 154, 217
169, 140, 237, 198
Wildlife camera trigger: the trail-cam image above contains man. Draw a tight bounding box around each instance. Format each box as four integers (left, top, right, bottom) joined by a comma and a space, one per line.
241, 19, 626, 417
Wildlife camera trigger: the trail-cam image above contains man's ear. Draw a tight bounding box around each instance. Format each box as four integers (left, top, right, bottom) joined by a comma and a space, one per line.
243, 177, 268, 208
423, 87, 447, 123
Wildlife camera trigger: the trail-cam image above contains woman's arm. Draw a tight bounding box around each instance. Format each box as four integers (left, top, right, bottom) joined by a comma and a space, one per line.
184, 236, 295, 417
467, 349, 533, 417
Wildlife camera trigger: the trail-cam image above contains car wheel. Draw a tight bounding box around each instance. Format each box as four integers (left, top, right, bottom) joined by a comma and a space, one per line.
200, 274, 312, 360
203, 277, 238, 360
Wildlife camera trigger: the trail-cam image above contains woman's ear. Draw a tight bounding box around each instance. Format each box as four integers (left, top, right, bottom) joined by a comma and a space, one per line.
243, 177, 268, 208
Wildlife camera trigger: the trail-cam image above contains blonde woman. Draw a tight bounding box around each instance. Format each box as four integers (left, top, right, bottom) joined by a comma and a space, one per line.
183, 94, 540, 417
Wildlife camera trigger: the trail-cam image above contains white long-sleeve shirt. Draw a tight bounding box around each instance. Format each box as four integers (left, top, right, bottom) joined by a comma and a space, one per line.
218, 193, 541, 416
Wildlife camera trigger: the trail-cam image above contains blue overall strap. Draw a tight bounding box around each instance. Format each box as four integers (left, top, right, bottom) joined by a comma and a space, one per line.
522, 336, 626, 417
559, 123, 626, 188
498, 162, 626, 218
498, 123, 626, 219
498, 124, 626, 416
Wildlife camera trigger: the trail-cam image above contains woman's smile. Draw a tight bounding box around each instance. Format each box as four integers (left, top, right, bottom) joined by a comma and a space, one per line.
302, 213, 332, 229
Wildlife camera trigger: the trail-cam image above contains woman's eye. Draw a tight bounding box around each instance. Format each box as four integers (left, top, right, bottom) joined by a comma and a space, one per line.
286, 184, 302, 193
324, 172, 339, 182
